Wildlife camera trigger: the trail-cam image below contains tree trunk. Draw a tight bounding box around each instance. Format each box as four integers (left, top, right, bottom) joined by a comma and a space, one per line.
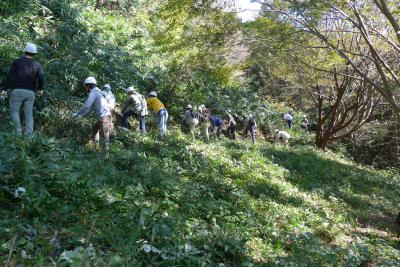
315, 128, 329, 150
95, 0, 104, 10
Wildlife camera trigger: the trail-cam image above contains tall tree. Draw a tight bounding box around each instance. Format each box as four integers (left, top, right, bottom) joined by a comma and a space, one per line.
313, 68, 379, 150
256, 0, 400, 118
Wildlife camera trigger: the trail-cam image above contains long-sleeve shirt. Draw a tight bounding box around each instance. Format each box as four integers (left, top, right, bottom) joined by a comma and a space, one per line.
284, 113, 293, 121
6, 57, 44, 91
246, 118, 257, 129
122, 94, 140, 113
147, 97, 165, 113
122, 93, 148, 116
227, 114, 237, 127
75, 87, 111, 119
139, 94, 148, 116
183, 110, 198, 124
102, 91, 116, 111
276, 131, 291, 140
210, 116, 223, 127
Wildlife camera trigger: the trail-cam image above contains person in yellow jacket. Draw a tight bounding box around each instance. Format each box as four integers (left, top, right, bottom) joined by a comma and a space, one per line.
147, 91, 168, 135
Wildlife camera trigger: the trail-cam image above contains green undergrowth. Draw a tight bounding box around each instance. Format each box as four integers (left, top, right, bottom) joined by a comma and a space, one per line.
0, 126, 399, 266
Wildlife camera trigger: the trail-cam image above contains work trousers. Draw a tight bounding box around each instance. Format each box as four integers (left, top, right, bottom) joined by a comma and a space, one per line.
9, 89, 35, 134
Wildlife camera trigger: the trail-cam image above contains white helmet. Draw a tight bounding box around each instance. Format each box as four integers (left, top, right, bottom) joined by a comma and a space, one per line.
84, 77, 97, 85
25, 42, 37, 54
126, 86, 136, 94
103, 84, 111, 91
187, 104, 192, 109
149, 91, 157, 97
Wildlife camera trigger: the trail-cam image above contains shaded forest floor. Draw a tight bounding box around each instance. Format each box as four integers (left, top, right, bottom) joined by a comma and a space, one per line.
1, 121, 399, 266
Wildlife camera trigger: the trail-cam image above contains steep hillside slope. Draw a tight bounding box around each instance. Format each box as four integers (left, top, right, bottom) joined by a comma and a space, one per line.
1, 125, 399, 266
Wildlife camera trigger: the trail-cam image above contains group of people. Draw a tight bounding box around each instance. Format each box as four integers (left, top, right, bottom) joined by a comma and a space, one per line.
182, 104, 258, 144
74, 78, 170, 150
3, 42, 169, 151
119, 85, 168, 136
284, 110, 315, 132
3, 42, 295, 150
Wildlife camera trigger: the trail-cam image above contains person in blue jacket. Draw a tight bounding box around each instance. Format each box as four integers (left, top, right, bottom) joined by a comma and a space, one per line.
210, 115, 224, 139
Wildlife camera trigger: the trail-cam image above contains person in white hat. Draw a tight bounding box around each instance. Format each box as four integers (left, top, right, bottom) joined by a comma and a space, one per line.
182, 104, 199, 138
147, 91, 168, 135
5, 42, 44, 134
74, 77, 112, 150
121, 86, 147, 133
301, 115, 309, 130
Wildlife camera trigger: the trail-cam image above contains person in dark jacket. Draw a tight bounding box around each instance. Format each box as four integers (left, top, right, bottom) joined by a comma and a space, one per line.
6, 43, 44, 134
244, 114, 257, 144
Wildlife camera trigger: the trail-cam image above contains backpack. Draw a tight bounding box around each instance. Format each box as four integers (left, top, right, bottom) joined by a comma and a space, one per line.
191, 112, 200, 125
198, 112, 209, 123
248, 118, 256, 127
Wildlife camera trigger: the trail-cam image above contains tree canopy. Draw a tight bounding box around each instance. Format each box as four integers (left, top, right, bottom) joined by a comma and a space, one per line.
0, 0, 399, 266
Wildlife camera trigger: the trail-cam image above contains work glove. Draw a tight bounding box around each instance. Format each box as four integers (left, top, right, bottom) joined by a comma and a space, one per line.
36, 90, 44, 97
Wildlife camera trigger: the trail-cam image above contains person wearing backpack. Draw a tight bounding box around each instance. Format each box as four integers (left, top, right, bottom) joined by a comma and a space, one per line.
121, 86, 147, 133
183, 104, 199, 138
245, 114, 257, 144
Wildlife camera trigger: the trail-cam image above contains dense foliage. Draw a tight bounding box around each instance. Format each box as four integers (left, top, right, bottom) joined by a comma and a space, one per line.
1, 127, 399, 266
0, 0, 399, 266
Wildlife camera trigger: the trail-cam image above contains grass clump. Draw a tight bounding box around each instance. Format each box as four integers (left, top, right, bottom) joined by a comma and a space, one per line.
0, 126, 399, 266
